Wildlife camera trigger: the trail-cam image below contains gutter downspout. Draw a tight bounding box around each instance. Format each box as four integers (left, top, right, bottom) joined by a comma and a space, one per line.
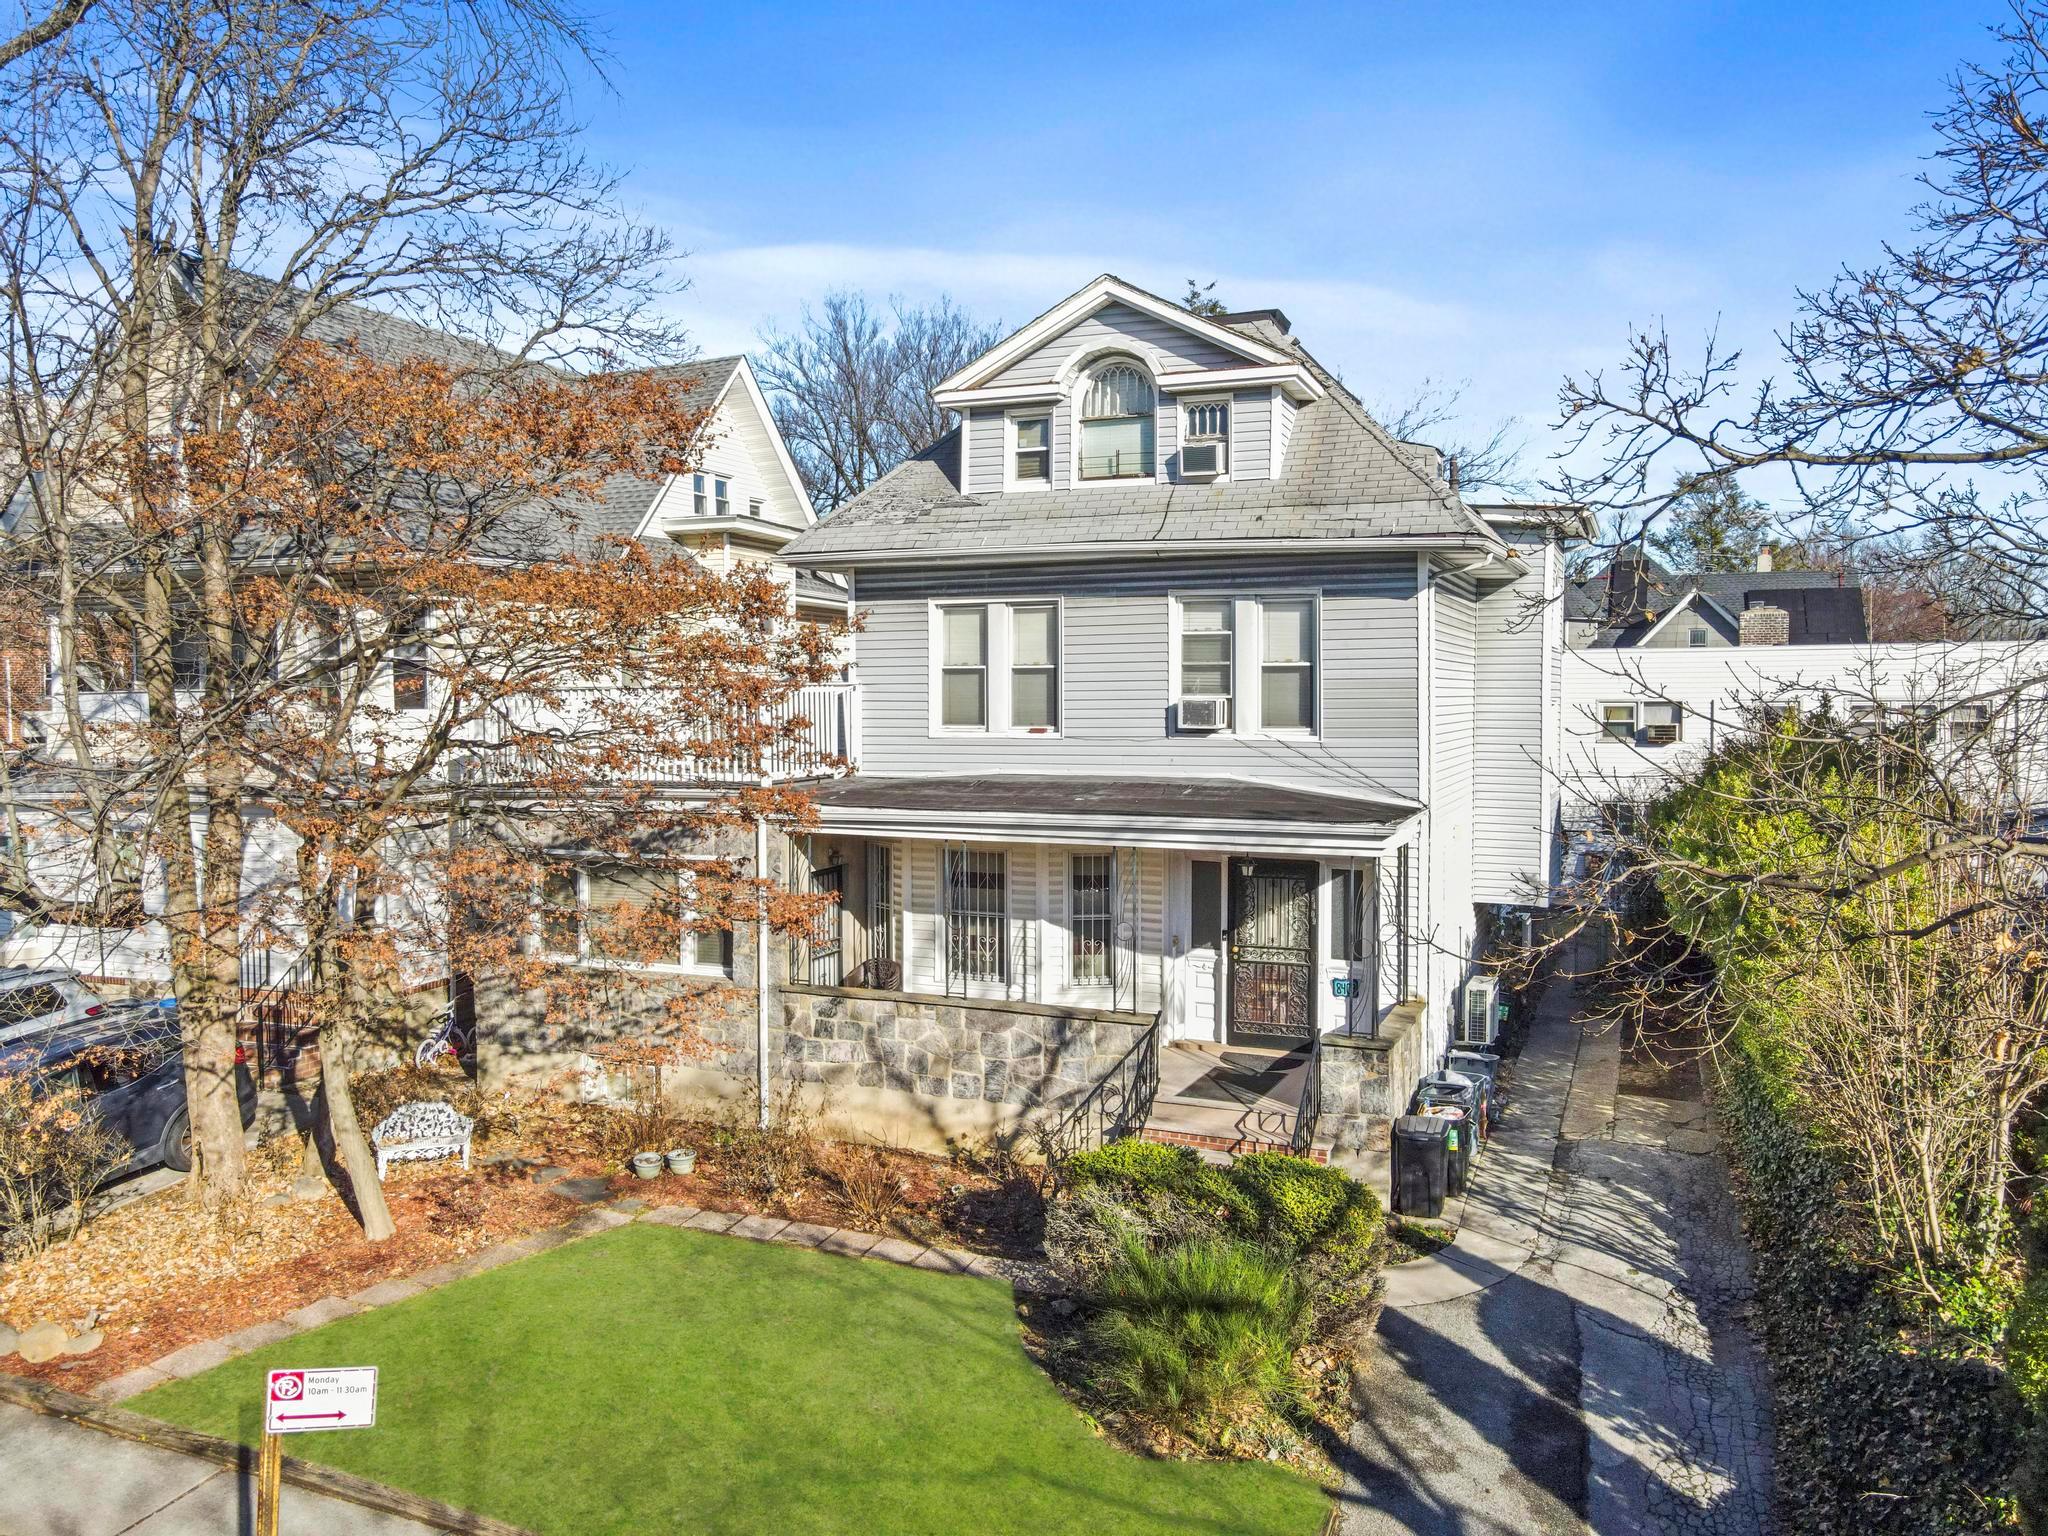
756, 811, 771, 1131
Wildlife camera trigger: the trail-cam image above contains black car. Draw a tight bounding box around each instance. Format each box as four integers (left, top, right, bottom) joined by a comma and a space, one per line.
2, 1000, 257, 1174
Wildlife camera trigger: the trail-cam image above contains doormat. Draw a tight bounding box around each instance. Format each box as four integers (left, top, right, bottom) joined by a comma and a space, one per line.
1176, 1050, 1308, 1106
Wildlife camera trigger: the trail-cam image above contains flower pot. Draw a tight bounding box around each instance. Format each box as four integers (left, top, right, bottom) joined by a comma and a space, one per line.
667, 1148, 697, 1176
631, 1151, 663, 1180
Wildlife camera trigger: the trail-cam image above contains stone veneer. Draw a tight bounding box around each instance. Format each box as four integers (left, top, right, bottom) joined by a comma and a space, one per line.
779, 982, 1155, 1125
1315, 999, 1430, 1157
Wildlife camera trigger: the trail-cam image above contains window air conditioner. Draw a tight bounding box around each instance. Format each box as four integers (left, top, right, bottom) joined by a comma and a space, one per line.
1643, 700, 1682, 746
1179, 441, 1224, 479
1459, 974, 1501, 1047
1179, 696, 1230, 731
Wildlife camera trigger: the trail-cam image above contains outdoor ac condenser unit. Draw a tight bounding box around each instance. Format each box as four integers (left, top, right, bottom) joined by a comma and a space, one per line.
1458, 974, 1500, 1047
1179, 696, 1229, 731
1179, 441, 1224, 479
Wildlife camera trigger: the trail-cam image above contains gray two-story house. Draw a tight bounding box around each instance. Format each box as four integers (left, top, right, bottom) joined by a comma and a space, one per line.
776, 274, 1575, 1164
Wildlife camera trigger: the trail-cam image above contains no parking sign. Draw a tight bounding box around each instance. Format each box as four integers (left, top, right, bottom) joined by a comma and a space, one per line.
264, 1367, 378, 1433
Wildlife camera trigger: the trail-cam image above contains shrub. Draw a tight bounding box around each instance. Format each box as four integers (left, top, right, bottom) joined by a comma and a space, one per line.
1063, 1138, 1252, 1225
1084, 1234, 1309, 1428
1230, 1151, 1381, 1259
0, 1058, 124, 1255
1715, 1045, 2025, 1534
2007, 1275, 2048, 1411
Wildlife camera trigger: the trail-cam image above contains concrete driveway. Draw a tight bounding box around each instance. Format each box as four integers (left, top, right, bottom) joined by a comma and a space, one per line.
1338, 977, 1774, 1536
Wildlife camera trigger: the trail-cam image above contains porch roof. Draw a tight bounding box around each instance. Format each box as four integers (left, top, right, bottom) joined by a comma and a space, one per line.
810, 775, 1420, 857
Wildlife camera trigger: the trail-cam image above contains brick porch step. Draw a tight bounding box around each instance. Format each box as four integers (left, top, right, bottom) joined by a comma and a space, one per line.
1139, 1123, 1330, 1165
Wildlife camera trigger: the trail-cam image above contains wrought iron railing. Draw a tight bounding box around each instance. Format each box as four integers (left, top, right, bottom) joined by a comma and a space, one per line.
1291, 1028, 1324, 1157
1041, 1017, 1161, 1163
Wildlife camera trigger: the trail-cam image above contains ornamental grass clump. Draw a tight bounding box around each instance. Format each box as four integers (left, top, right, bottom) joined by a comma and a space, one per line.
1085, 1234, 1310, 1429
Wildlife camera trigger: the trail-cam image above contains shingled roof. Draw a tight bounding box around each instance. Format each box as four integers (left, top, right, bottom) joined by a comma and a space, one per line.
1568, 552, 1868, 646
782, 292, 1505, 565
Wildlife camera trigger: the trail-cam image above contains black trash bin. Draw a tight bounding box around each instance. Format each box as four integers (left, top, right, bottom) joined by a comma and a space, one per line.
1428, 1107, 1473, 1195
1416, 1071, 1485, 1141
1446, 1051, 1503, 1122
1392, 1114, 1452, 1219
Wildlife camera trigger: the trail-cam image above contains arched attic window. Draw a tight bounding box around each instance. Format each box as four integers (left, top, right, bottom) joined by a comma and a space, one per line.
1078, 360, 1155, 480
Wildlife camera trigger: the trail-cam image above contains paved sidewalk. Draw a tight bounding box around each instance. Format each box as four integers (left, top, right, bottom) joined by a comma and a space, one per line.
1341, 969, 1773, 1536
0, 1400, 444, 1535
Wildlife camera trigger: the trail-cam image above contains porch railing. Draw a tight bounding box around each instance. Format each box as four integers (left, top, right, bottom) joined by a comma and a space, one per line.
1290, 1028, 1323, 1157
451, 681, 855, 788
1041, 1017, 1161, 1164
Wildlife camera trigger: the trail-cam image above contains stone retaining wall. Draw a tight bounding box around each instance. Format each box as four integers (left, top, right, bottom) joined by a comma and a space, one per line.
1316, 999, 1430, 1157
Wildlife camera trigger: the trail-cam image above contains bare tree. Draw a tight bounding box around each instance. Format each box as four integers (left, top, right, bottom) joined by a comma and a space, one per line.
1550, 2, 2048, 626
0, 0, 686, 1206
755, 292, 999, 512
0, 0, 92, 70
1373, 376, 1527, 495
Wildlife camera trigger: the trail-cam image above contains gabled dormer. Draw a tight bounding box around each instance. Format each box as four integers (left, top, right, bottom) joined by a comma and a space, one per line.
632, 355, 816, 566
932, 275, 1325, 493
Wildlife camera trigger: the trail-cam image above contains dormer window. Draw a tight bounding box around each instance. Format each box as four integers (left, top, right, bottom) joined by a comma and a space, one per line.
1079, 362, 1155, 480
1183, 401, 1229, 477
1011, 415, 1051, 489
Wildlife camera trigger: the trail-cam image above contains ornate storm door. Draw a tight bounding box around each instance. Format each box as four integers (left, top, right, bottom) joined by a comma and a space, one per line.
1227, 859, 1317, 1045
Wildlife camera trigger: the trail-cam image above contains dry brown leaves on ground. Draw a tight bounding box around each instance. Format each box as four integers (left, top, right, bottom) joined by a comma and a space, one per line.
0, 1137, 571, 1393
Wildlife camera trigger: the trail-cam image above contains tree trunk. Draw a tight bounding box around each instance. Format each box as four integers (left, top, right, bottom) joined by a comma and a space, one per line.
320, 1014, 395, 1242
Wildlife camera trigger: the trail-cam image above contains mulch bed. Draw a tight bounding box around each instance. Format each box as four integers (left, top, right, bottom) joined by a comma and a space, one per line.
1, 1082, 1049, 1395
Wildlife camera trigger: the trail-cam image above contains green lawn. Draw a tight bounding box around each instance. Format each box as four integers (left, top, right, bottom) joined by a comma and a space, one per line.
135, 1223, 1330, 1536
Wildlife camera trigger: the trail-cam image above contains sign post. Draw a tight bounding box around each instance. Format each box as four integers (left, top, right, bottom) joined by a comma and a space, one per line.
258, 1367, 379, 1533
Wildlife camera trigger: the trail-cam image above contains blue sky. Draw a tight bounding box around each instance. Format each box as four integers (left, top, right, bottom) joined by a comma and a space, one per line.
572, 0, 2000, 479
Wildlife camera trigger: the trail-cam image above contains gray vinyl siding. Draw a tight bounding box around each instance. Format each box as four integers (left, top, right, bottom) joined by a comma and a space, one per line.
1427, 570, 1479, 1059
853, 553, 1421, 798
1274, 393, 1297, 474
1471, 540, 1552, 903
965, 410, 1006, 493
1230, 389, 1271, 480
988, 301, 1246, 387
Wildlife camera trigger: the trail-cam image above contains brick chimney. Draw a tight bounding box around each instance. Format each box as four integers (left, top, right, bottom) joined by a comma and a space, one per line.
1739, 603, 1790, 646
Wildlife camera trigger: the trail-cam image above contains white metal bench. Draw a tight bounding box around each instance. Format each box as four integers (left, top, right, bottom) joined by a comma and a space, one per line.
371, 1100, 474, 1180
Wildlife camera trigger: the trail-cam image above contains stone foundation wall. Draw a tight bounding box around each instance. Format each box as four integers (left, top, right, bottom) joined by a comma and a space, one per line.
1316, 999, 1431, 1157
776, 984, 1155, 1150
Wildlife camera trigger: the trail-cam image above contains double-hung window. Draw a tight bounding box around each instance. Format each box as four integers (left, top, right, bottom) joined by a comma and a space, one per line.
945, 847, 1007, 986
538, 861, 732, 974
715, 478, 731, 517
940, 605, 989, 728
1012, 416, 1051, 488
749, 497, 764, 519
1079, 362, 1155, 480
391, 620, 428, 713
1600, 702, 1637, 742
1010, 604, 1059, 730
1260, 598, 1316, 732
1179, 599, 1234, 700
1070, 853, 1113, 987
693, 474, 708, 515
935, 601, 1061, 733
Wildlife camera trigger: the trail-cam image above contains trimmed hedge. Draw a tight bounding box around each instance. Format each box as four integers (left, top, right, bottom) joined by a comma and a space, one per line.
1062, 1138, 1255, 1227
1716, 1043, 2024, 1534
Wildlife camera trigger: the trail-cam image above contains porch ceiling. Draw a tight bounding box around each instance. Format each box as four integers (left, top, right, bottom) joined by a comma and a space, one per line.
809, 774, 1420, 857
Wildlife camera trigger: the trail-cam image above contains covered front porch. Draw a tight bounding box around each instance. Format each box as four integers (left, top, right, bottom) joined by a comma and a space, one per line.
778, 775, 1425, 1159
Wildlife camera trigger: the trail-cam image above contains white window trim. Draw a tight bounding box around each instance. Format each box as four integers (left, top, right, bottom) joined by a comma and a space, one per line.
1599, 701, 1638, 743
928, 597, 1066, 739
1179, 393, 1234, 482
692, 473, 708, 516
1168, 591, 1322, 740
1067, 850, 1115, 991
714, 477, 731, 517
1004, 407, 1054, 493
535, 860, 733, 977
1642, 699, 1683, 746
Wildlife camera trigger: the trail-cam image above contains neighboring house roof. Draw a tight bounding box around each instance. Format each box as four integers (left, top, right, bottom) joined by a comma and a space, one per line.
1568, 554, 1868, 646
783, 275, 1507, 566
792, 569, 848, 607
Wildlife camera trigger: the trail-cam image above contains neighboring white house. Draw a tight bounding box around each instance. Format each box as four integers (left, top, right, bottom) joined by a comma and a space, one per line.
1555, 640, 2048, 845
